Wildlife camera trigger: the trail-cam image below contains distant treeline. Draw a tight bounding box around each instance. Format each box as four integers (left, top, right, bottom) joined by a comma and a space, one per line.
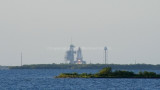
9, 64, 160, 70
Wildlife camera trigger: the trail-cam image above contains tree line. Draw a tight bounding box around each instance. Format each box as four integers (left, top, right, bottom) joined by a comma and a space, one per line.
9, 64, 160, 70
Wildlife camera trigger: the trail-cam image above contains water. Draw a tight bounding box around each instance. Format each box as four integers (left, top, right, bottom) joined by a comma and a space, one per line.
0, 69, 160, 90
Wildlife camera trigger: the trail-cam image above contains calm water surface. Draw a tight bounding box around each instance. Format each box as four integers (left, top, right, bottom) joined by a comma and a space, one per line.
0, 69, 160, 90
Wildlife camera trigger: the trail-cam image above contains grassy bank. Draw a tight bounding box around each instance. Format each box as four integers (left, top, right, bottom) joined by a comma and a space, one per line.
55, 67, 160, 78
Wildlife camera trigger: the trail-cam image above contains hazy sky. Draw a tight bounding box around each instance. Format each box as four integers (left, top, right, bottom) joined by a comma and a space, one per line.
0, 0, 160, 66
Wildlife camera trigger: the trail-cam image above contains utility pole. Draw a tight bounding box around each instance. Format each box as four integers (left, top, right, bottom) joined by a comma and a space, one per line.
21, 52, 22, 66
104, 46, 107, 64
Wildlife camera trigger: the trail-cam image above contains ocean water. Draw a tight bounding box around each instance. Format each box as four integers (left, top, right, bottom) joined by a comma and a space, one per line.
0, 69, 160, 90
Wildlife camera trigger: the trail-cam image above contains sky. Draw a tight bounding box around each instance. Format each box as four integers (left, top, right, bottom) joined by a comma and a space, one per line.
0, 0, 160, 66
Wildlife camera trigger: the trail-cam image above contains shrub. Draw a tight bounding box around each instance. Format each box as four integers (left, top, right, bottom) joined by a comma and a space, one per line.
98, 67, 112, 76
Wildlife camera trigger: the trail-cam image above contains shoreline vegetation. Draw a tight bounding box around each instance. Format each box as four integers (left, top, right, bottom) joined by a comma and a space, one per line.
55, 67, 160, 78
9, 64, 160, 70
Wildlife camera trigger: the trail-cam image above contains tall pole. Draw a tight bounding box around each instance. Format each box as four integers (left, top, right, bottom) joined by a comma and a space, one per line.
104, 46, 107, 64
21, 52, 22, 66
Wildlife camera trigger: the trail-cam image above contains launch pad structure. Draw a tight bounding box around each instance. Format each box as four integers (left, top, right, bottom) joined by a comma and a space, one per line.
65, 44, 108, 64
65, 44, 86, 64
